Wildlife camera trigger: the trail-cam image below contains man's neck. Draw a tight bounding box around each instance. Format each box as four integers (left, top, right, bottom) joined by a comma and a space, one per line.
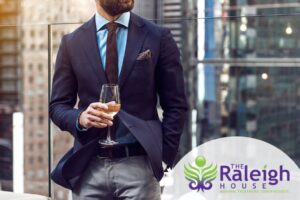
96, 4, 121, 22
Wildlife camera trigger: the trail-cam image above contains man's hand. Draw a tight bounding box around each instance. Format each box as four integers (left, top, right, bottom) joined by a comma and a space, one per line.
79, 102, 114, 129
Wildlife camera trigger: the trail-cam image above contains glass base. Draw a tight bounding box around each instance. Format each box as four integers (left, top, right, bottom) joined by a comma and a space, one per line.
98, 139, 119, 147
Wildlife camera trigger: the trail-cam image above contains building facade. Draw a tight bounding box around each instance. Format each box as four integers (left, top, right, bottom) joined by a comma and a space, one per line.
221, 0, 300, 165
21, 0, 94, 198
0, 0, 20, 191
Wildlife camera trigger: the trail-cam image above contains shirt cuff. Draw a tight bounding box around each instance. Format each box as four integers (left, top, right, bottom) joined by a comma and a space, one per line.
76, 112, 88, 132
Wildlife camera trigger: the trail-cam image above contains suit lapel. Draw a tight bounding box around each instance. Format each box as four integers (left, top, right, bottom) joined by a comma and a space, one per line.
80, 16, 108, 84
118, 13, 149, 90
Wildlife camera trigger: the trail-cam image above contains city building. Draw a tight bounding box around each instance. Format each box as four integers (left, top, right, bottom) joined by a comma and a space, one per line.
20, 0, 94, 198
157, 0, 300, 170
0, 0, 20, 191
221, 0, 300, 165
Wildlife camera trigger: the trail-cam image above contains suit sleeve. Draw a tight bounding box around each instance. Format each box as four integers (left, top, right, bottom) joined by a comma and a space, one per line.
49, 35, 84, 142
156, 28, 188, 167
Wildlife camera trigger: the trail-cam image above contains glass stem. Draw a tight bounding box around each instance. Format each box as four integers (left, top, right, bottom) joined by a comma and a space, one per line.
107, 127, 112, 142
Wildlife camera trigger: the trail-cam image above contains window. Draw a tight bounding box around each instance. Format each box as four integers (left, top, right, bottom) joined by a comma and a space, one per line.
29, 157, 34, 165
30, 43, 35, 50
38, 142, 43, 150
28, 144, 34, 151
27, 171, 34, 179
30, 30, 35, 38
38, 116, 44, 125
29, 116, 33, 124
39, 43, 45, 49
28, 63, 33, 71
38, 63, 43, 72
37, 170, 44, 178
38, 156, 43, 164
29, 76, 34, 84
53, 31, 58, 37
39, 30, 44, 37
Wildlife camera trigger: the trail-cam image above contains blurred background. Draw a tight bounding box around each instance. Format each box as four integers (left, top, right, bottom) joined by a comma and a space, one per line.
0, 0, 300, 199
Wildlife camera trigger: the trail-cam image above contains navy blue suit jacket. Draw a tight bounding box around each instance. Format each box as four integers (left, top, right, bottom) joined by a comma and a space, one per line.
49, 13, 187, 190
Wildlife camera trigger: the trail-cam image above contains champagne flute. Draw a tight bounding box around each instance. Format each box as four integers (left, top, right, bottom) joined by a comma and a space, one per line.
98, 84, 121, 146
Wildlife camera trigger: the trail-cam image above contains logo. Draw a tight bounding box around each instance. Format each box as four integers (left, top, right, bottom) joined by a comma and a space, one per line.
184, 155, 291, 192
164, 137, 300, 199
219, 163, 290, 190
184, 155, 218, 192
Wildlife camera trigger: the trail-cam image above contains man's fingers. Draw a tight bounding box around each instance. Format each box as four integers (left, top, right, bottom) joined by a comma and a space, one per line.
107, 101, 116, 106
87, 115, 113, 126
88, 108, 113, 120
88, 121, 108, 128
87, 115, 102, 123
81, 102, 115, 129
90, 102, 108, 110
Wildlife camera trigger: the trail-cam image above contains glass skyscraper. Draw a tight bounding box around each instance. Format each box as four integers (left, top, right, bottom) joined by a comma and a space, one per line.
221, 0, 300, 165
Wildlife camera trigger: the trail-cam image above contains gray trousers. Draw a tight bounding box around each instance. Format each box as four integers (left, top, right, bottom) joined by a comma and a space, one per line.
72, 156, 161, 200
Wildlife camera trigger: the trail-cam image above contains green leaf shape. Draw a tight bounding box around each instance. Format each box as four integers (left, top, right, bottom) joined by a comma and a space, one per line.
184, 163, 200, 182
201, 163, 218, 182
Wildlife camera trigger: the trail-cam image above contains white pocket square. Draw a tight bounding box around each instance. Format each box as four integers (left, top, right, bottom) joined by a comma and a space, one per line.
137, 49, 152, 60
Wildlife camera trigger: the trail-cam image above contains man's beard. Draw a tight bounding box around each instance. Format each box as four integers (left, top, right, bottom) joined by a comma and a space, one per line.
98, 0, 134, 16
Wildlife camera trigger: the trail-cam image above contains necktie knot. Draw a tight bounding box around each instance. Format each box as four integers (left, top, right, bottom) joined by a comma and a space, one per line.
106, 22, 118, 32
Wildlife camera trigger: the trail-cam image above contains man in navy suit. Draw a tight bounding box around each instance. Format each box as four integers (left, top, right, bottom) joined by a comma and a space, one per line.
49, 0, 187, 199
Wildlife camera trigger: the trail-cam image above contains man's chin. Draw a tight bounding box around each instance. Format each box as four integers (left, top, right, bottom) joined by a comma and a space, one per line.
117, 0, 134, 13
99, 0, 134, 16
111, 7, 133, 16
107, 9, 130, 16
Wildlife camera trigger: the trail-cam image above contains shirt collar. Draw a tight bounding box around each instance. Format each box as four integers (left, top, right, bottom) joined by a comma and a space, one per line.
95, 11, 130, 31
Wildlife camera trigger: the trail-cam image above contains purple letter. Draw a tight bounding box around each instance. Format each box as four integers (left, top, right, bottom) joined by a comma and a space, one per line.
280, 165, 290, 181
220, 183, 225, 189
268, 170, 278, 185
250, 170, 260, 181
220, 166, 231, 181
